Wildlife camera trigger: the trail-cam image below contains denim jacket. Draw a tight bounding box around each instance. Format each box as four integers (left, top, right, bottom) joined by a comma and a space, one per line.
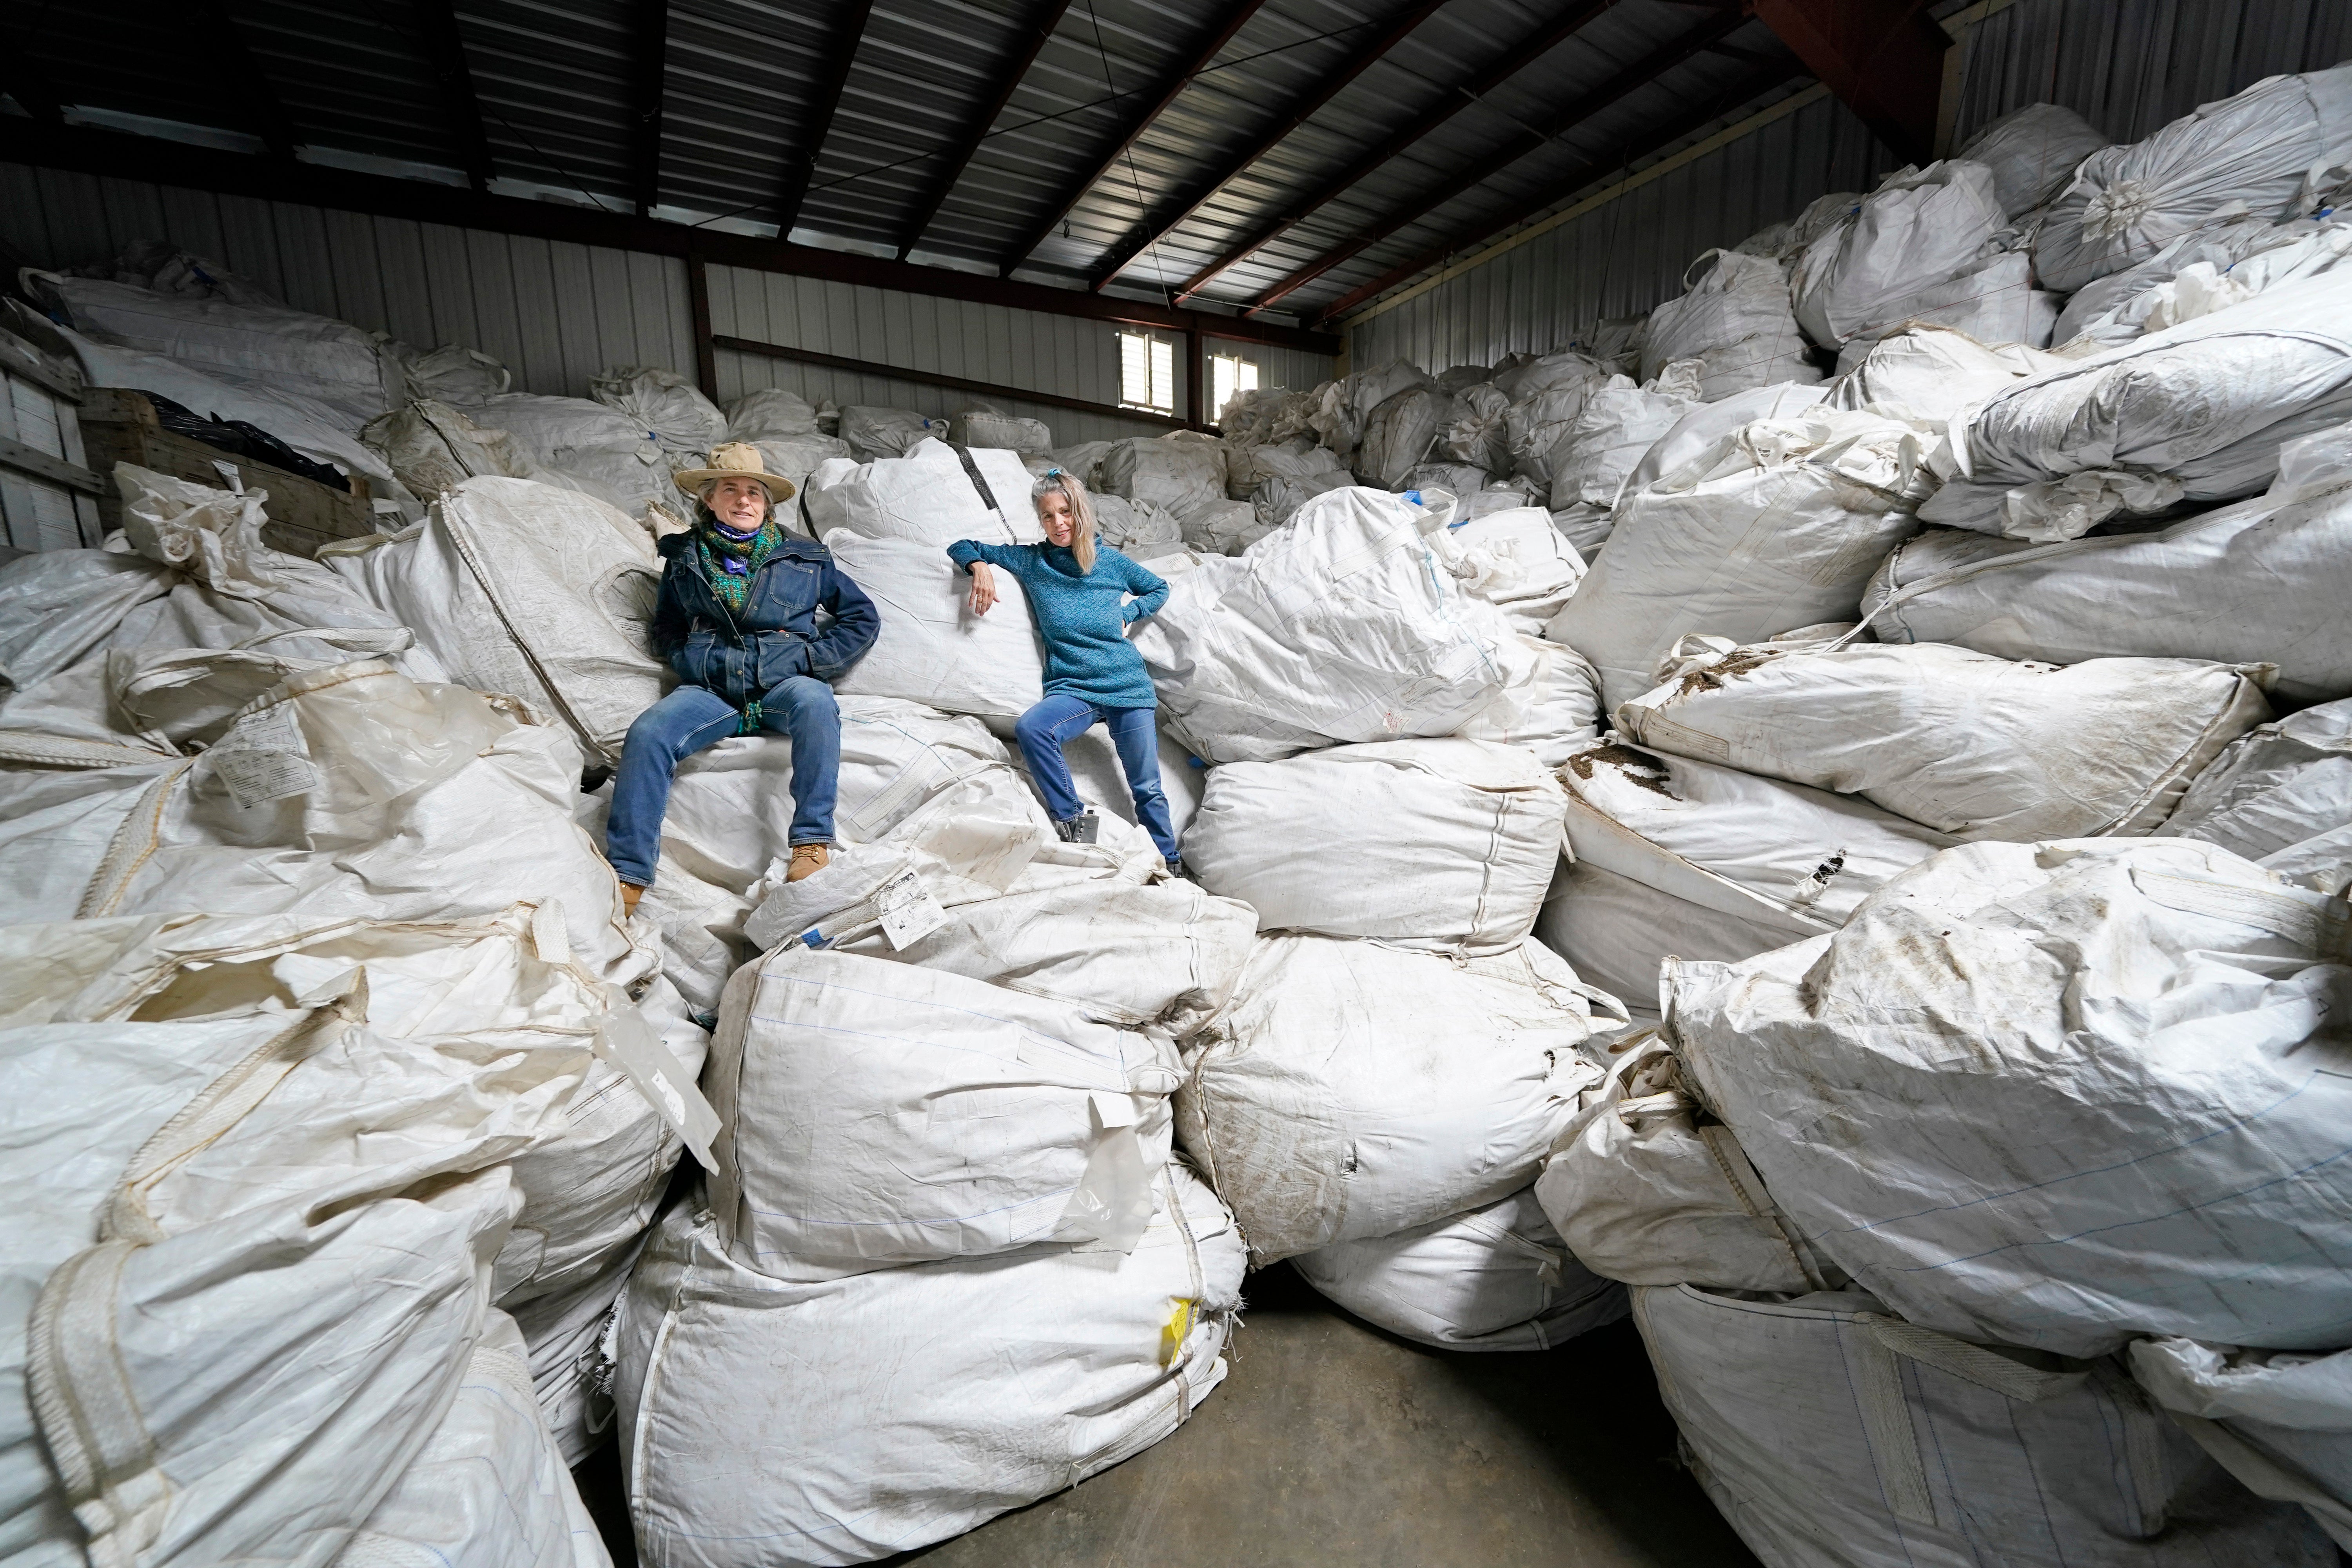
650, 530, 879, 702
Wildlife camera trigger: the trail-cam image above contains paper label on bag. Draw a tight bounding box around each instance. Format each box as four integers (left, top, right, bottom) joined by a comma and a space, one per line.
875, 866, 947, 949
207, 702, 321, 809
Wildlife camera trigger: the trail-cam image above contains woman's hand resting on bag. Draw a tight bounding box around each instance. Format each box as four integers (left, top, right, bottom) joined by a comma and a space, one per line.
966, 561, 997, 616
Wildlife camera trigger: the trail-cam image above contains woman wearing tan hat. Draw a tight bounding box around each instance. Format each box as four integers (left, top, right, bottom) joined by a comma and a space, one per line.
606, 442, 879, 911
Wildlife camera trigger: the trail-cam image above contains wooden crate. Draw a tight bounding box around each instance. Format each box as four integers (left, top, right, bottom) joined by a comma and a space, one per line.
0, 327, 104, 555
76, 387, 378, 559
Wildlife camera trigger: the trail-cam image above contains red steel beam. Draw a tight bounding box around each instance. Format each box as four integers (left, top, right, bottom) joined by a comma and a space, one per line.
774, 0, 878, 234
996, 0, 1272, 275
1169, 0, 1615, 305
1085, 0, 1453, 294
896, 0, 1075, 261
1252, 5, 1751, 311
1749, 0, 1947, 163
1311, 56, 1806, 323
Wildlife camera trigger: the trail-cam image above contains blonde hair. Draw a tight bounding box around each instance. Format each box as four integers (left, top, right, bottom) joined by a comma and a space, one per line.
1034, 469, 1099, 572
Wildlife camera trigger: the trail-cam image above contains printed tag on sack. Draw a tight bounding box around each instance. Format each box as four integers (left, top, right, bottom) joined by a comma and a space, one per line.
875, 866, 947, 949
207, 702, 322, 809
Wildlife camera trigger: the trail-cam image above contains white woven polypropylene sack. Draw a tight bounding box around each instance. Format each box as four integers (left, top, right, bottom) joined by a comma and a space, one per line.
1615, 639, 2273, 840
1863, 423, 2352, 706
469, 392, 657, 454
947, 408, 1053, 457
1132, 486, 1508, 763
1100, 434, 1229, 516
1790, 161, 2008, 348
331, 475, 664, 763
1503, 362, 1610, 488
590, 367, 726, 454
1824, 325, 2059, 428
1924, 269, 2352, 539
1535, 859, 1800, 1011
724, 388, 820, 440
1549, 377, 1695, 508
2163, 697, 2352, 895
2131, 1338, 2352, 1551
1442, 505, 1585, 633
1547, 409, 1930, 711
1453, 632, 1603, 767
511, 1238, 645, 1468
803, 437, 1040, 548
703, 946, 1180, 1277
1822, 252, 2057, 375
1175, 934, 1617, 1264
1633, 1283, 2333, 1568
1441, 381, 1512, 473
823, 529, 1046, 718
1291, 1187, 1628, 1352
1355, 385, 1449, 488
840, 405, 949, 461
1641, 250, 1821, 399
1624, 381, 1829, 495
1956, 102, 2113, 217
1671, 837, 2352, 1357
615, 1164, 1244, 1568
1184, 739, 1567, 953
400, 344, 513, 405
1536, 1033, 1827, 1294
2034, 64, 2352, 294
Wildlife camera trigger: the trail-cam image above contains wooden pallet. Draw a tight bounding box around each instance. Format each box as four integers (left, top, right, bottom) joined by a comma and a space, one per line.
76, 387, 379, 559
0, 326, 104, 555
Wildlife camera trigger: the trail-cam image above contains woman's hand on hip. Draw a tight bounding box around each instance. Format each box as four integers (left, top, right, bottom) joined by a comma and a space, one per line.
966, 561, 997, 616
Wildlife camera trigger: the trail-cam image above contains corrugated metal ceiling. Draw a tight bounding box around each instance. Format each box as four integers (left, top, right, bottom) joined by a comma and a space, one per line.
7, 0, 1822, 320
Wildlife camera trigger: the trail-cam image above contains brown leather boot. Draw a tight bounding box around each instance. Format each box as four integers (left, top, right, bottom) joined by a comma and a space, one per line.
620, 881, 646, 915
786, 843, 831, 883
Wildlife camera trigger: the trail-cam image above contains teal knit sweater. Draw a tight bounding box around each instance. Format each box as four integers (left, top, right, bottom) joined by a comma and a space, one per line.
945, 539, 1169, 709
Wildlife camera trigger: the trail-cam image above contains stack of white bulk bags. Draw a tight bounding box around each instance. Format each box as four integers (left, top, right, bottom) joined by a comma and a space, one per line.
1500, 352, 1610, 489
1546, 369, 1699, 510
1823, 325, 2059, 428
2161, 697, 2352, 894
1184, 739, 1567, 953
1788, 162, 2014, 352
1310, 361, 1437, 461
363, 398, 600, 503
1613, 637, 2272, 840
2034, 64, 2352, 294
590, 367, 726, 457
1923, 269, 2352, 539
1865, 421, 2352, 706
1247, 440, 1354, 525
1548, 408, 1931, 711
1132, 486, 1509, 762
1100, 432, 1230, 517
1640, 250, 1821, 399
328, 475, 666, 764
1955, 101, 2113, 218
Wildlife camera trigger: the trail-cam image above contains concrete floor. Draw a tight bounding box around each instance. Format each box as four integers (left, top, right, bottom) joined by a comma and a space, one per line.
577, 1262, 1759, 1568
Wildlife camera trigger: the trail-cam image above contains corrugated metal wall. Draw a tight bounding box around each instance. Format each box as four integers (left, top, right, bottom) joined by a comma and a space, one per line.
1348, 0, 2352, 377
0, 161, 1334, 443
1, 162, 696, 400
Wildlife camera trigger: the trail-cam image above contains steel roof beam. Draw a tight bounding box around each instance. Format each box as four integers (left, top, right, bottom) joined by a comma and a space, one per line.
996, 0, 1272, 276
774, 0, 877, 234
181, 0, 300, 159
896, 0, 1074, 261
1313, 56, 1806, 322
630, 0, 669, 216
1749, 0, 1947, 163
1249, 5, 1751, 311
1169, 0, 1613, 305
409, 0, 496, 191
1083, 0, 1452, 294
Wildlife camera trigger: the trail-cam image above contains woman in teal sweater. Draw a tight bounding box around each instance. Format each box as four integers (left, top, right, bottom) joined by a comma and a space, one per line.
946, 470, 1180, 869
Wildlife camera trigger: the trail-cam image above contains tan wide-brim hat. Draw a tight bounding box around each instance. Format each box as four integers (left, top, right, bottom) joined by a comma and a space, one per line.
673, 441, 797, 503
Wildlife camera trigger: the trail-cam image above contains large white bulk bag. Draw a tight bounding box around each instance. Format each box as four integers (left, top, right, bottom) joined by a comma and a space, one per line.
1537, 1033, 1826, 1294
1789, 161, 2008, 349
947, 407, 1053, 457
1291, 1187, 1628, 1352
1440, 381, 1512, 473
703, 946, 1181, 1276
329, 476, 665, 763
1185, 739, 1567, 953
1453, 632, 1603, 767
823, 530, 1046, 718
1956, 102, 2113, 217
1547, 409, 1930, 710
1535, 858, 1802, 1011
1864, 423, 2352, 705
1624, 381, 1828, 495
1671, 837, 2352, 1357
1100, 434, 1227, 516
350, 1310, 610, 1568
511, 1238, 645, 1468
1824, 324, 2058, 428
1355, 385, 1449, 488
1823, 250, 2056, 374
470, 394, 654, 454
1923, 269, 2352, 540
1131, 486, 1508, 763
1311, 361, 1437, 457
1640, 250, 1821, 399
2034, 64, 2352, 294
615, 1165, 1245, 1568
803, 437, 1039, 547
29, 269, 411, 426
1548, 376, 1695, 508
363, 399, 610, 505
724, 388, 820, 439
1438, 505, 1584, 635
1175, 934, 1615, 1264
1615, 638, 2272, 840
1176, 496, 1264, 556
1502, 358, 1610, 488
2163, 697, 2352, 895
838, 405, 947, 461
588, 367, 724, 455
2131, 1338, 2352, 1551
1089, 492, 1184, 558
1633, 1283, 2333, 1568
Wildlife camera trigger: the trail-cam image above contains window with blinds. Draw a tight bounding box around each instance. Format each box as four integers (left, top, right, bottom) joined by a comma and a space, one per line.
1118, 330, 1175, 414
1209, 353, 1260, 423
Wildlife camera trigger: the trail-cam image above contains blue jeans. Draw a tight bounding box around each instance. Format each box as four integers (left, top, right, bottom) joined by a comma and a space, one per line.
1013, 695, 1180, 865
606, 675, 840, 887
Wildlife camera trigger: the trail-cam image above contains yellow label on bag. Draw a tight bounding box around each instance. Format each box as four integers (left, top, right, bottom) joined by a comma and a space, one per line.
1160, 1299, 1197, 1367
